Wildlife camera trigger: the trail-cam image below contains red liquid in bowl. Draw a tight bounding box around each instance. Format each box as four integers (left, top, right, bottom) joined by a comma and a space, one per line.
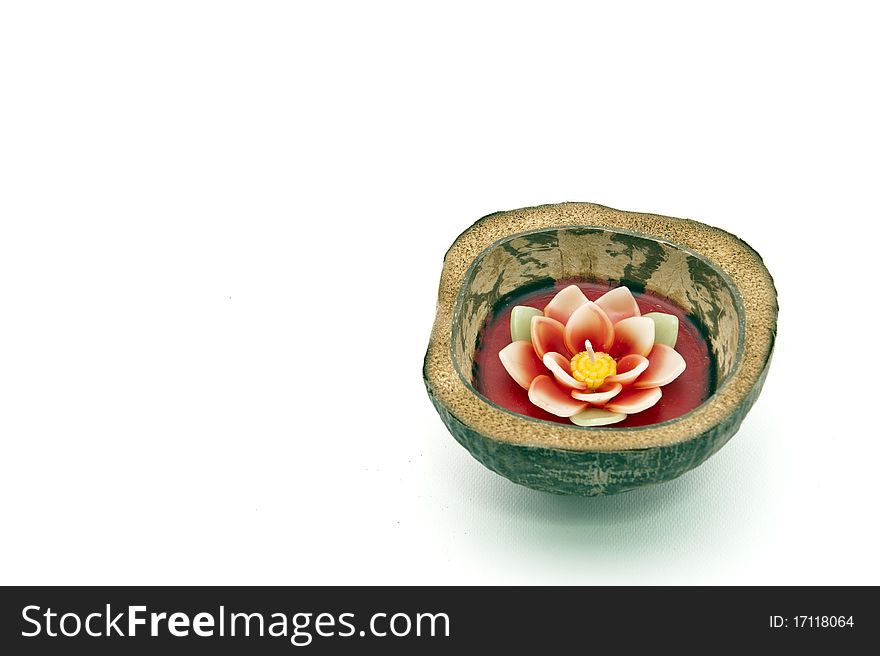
472, 280, 713, 428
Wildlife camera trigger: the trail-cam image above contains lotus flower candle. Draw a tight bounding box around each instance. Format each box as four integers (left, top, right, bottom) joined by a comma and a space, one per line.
499, 285, 687, 427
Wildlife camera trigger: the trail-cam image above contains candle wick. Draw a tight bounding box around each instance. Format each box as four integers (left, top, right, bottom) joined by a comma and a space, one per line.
584, 340, 596, 363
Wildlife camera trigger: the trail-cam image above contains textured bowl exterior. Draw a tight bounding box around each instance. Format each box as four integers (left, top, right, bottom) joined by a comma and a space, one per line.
424, 203, 777, 496
427, 352, 771, 496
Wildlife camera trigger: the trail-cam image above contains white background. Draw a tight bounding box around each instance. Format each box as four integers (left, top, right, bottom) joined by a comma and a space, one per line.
1, 2, 877, 585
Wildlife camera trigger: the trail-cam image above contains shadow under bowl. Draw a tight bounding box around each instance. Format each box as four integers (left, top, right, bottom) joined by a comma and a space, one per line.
424, 202, 777, 495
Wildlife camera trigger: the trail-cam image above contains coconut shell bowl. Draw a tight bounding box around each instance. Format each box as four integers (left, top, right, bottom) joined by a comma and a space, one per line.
423, 203, 777, 495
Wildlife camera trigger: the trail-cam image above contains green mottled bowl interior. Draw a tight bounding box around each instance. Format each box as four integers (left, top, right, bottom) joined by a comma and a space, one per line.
452, 226, 744, 415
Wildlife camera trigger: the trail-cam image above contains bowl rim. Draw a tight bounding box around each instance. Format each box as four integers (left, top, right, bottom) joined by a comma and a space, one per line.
451, 223, 747, 433
424, 202, 778, 452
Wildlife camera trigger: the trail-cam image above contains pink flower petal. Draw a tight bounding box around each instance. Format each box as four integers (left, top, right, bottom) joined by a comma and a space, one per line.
542, 352, 587, 390
605, 386, 662, 414
528, 375, 589, 417
634, 344, 687, 389
609, 316, 655, 358
595, 286, 641, 324
498, 341, 546, 390
563, 301, 614, 354
604, 354, 649, 386
530, 316, 570, 359
570, 382, 622, 404
543, 284, 588, 325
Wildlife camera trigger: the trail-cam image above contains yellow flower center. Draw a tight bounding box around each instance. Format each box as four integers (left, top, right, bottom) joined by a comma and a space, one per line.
570, 350, 616, 390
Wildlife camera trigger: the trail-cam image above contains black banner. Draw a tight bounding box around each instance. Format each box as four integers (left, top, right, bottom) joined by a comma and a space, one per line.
0, 587, 873, 653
